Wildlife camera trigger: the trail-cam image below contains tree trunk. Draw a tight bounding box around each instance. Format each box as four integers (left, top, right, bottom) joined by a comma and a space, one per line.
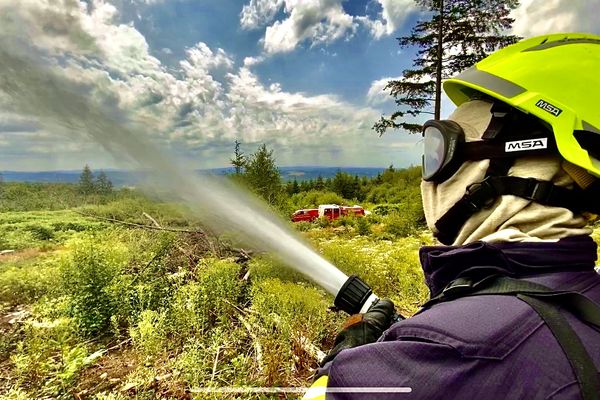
434, 0, 444, 120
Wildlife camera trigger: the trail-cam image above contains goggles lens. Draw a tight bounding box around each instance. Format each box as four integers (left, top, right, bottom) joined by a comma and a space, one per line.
422, 126, 446, 180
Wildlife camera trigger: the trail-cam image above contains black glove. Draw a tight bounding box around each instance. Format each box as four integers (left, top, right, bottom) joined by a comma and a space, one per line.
321, 298, 396, 366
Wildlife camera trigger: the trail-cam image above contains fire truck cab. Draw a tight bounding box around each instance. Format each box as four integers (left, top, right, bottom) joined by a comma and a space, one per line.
291, 208, 319, 222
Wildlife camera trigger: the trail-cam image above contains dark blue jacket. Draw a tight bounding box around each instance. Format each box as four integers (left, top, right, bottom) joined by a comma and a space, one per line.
323, 236, 600, 399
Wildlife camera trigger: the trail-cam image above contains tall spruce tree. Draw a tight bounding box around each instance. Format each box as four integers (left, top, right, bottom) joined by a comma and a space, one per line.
374, 0, 520, 135
96, 171, 113, 195
79, 164, 95, 195
230, 140, 246, 174
245, 144, 282, 205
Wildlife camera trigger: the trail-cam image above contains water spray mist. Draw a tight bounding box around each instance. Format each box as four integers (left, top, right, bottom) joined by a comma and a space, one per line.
0, 42, 382, 316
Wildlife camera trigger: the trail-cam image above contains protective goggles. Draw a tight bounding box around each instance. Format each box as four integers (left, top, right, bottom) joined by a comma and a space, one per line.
422, 119, 557, 183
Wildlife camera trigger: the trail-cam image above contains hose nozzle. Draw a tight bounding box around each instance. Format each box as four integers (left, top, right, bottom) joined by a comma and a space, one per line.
334, 275, 379, 315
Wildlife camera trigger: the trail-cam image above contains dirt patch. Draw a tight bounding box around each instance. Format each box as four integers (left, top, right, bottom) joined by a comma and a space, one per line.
0, 248, 46, 263
0, 306, 31, 329
0, 305, 29, 393
74, 346, 140, 399
74, 347, 191, 399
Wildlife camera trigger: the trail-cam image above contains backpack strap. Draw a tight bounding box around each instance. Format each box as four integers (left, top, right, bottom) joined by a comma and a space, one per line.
419, 276, 600, 400
518, 294, 599, 400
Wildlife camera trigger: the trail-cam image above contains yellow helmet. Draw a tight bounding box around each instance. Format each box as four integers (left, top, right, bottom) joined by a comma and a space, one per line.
444, 33, 600, 179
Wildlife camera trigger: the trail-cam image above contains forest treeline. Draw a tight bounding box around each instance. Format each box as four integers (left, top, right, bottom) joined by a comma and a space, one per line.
0, 143, 425, 228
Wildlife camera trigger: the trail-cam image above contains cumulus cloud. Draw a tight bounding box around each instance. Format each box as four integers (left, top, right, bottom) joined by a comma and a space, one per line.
243, 55, 265, 67
511, 0, 600, 37
366, 76, 401, 105
0, 0, 389, 169
359, 0, 417, 39
240, 0, 285, 30
240, 0, 416, 54
262, 0, 356, 54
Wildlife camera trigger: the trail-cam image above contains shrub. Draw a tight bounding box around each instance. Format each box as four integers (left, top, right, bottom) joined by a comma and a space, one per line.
331, 216, 355, 228
289, 190, 346, 210
248, 256, 309, 285
8, 316, 90, 396
372, 203, 402, 216
0, 387, 29, 400
316, 216, 330, 228
60, 235, 128, 337
130, 310, 168, 358
172, 327, 254, 387
105, 230, 180, 329
249, 279, 339, 385
384, 211, 417, 237
355, 216, 371, 236
169, 259, 242, 339
0, 258, 60, 305
293, 221, 313, 232
0, 211, 108, 250
25, 225, 55, 241
79, 198, 189, 227
51, 221, 89, 232
318, 236, 429, 315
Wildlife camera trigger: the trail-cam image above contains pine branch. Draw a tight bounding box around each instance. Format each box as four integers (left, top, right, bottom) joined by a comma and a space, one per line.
375, 0, 521, 135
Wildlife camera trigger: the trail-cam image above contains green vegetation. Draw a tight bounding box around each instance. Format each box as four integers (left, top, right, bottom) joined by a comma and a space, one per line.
0, 172, 431, 399
0, 210, 107, 251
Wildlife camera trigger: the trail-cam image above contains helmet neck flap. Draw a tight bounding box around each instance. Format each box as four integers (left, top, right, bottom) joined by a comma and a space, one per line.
432, 102, 600, 245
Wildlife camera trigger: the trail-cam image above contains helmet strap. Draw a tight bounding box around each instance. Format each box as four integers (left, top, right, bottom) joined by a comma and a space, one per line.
481, 102, 512, 139
434, 104, 514, 244
433, 176, 589, 245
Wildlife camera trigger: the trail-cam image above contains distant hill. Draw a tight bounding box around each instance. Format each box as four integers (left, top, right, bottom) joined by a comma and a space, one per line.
0, 166, 387, 186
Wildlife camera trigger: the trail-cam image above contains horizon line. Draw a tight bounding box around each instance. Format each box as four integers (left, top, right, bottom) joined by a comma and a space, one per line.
0, 165, 417, 173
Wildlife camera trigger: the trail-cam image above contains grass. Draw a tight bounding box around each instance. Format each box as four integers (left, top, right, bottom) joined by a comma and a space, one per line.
0, 210, 107, 251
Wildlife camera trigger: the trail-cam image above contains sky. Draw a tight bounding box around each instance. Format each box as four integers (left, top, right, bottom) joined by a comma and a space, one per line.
0, 0, 599, 171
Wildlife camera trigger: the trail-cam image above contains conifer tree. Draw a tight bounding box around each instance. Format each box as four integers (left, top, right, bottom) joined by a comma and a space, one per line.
291, 179, 300, 195
374, 0, 520, 135
285, 179, 301, 196
315, 175, 325, 191
230, 140, 246, 174
245, 144, 282, 205
79, 164, 95, 195
96, 171, 113, 195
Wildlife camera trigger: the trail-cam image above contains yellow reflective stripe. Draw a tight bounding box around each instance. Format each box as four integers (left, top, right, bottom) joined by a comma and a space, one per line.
302, 376, 328, 400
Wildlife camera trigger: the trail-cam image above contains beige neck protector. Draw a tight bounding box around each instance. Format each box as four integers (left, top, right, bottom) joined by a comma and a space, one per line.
421, 100, 591, 245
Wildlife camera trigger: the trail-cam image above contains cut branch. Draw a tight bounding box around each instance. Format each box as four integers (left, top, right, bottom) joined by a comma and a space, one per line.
238, 314, 264, 373
73, 210, 206, 234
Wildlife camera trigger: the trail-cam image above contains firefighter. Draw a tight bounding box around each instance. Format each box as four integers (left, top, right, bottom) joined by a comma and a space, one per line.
304, 33, 600, 399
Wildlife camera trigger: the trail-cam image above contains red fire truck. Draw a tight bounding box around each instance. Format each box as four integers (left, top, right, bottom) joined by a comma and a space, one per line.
291, 205, 366, 222
290, 208, 319, 222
